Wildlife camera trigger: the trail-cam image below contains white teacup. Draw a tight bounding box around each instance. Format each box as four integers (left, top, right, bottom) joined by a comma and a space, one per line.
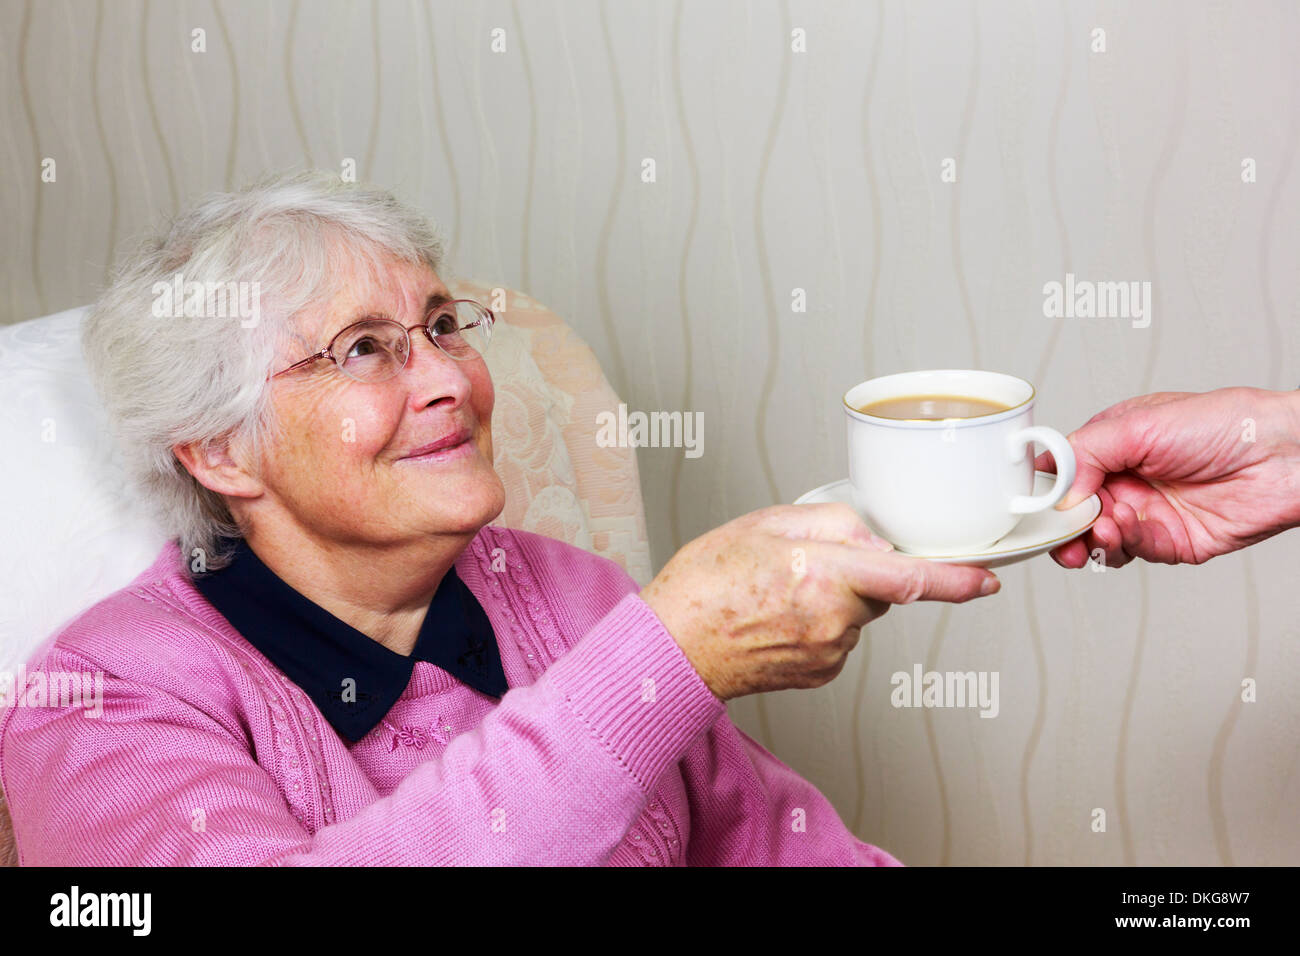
843, 370, 1077, 555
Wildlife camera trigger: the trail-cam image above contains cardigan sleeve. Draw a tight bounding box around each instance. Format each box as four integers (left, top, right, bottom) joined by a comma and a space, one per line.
0, 593, 725, 866
510, 530, 902, 867
677, 715, 904, 866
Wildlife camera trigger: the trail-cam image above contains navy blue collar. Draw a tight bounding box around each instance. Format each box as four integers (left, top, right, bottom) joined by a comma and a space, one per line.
193, 537, 508, 744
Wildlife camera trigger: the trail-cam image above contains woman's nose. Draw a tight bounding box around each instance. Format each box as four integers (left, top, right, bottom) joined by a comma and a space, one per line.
402, 330, 473, 403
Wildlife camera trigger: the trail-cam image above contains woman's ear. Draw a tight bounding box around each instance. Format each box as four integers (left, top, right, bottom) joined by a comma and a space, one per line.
172, 436, 264, 500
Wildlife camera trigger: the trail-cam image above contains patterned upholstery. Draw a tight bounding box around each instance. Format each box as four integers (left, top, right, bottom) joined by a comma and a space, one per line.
0, 280, 651, 866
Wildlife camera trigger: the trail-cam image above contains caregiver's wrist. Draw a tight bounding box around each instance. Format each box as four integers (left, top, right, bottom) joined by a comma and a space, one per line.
1285, 385, 1300, 434
1263, 386, 1300, 530
1271, 386, 1300, 450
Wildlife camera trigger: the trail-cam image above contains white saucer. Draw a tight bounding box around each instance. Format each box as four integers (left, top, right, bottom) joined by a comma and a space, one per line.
793, 471, 1102, 568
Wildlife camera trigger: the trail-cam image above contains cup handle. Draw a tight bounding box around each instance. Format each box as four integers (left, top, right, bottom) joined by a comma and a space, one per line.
1006, 426, 1077, 515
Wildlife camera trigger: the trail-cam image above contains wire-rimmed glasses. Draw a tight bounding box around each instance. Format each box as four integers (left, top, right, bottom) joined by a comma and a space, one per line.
268, 299, 494, 384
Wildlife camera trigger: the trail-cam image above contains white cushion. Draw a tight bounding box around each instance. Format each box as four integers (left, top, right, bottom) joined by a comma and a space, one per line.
0, 307, 170, 674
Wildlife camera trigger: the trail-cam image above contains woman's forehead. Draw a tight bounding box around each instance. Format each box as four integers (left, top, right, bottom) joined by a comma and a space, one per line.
292, 256, 448, 343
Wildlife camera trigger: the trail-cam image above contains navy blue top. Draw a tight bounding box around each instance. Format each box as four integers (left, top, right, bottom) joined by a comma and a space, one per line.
193, 537, 508, 744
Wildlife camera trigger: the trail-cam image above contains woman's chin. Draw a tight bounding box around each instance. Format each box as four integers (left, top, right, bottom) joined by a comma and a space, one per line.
390, 450, 506, 534
476, 474, 507, 526
433, 473, 505, 534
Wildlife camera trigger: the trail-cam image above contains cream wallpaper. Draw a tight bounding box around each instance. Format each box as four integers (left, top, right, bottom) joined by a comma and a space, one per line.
2, 0, 1298, 865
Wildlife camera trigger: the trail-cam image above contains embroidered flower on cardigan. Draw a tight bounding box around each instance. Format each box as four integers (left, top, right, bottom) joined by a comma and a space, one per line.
385, 720, 451, 752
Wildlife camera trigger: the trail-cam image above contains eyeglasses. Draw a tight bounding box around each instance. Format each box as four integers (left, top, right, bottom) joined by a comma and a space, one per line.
268, 298, 494, 384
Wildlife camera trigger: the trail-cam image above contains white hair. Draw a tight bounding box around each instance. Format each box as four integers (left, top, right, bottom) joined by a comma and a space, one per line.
81, 168, 448, 577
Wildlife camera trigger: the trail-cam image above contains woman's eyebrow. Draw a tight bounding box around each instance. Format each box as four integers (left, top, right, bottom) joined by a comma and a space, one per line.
346, 292, 453, 325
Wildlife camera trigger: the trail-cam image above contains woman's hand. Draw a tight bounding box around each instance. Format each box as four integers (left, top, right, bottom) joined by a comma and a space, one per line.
639, 503, 1001, 701
1036, 386, 1300, 569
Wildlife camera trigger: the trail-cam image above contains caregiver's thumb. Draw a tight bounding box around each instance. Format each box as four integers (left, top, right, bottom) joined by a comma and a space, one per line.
1054, 414, 1147, 511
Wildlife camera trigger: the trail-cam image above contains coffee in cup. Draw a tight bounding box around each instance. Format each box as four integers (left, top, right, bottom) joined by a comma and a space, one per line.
852, 395, 1013, 420
843, 370, 1077, 555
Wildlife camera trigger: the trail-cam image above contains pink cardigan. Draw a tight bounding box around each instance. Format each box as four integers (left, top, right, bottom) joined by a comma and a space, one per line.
0, 526, 902, 866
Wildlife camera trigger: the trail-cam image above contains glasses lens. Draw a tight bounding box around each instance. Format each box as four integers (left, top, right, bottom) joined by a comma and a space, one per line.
333, 319, 408, 382
429, 302, 491, 360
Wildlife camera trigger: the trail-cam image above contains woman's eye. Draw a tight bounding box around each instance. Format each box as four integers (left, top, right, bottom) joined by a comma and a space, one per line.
431, 313, 459, 336
347, 336, 380, 358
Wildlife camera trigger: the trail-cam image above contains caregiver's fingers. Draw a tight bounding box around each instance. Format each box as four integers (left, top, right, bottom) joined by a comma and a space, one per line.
1049, 536, 1090, 568
1050, 487, 1134, 570
1087, 485, 1136, 569
1051, 522, 1131, 570
1102, 471, 1202, 563
1084, 515, 1136, 570
1053, 413, 1165, 512
1081, 391, 1200, 428
1039, 392, 1201, 502
1113, 499, 1188, 564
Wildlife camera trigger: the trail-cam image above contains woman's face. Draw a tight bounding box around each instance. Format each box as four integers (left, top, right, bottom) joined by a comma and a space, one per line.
253, 251, 505, 547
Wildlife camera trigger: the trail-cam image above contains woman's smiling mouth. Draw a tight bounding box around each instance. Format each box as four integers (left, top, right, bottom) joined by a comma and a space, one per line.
398, 427, 475, 463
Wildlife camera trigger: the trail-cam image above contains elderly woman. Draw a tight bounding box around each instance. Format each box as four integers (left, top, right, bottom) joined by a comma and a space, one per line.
0, 170, 999, 866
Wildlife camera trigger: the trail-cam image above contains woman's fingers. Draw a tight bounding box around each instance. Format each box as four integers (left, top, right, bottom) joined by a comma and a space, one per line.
838, 626, 864, 655
758, 502, 891, 551
823, 542, 999, 605
863, 597, 891, 622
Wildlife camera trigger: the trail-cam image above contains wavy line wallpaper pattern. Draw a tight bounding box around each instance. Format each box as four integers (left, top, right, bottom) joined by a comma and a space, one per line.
2, 0, 1298, 865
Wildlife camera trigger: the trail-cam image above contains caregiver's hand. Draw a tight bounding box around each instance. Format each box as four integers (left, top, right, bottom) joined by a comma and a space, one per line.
1034, 386, 1300, 569
639, 503, 1000, 701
